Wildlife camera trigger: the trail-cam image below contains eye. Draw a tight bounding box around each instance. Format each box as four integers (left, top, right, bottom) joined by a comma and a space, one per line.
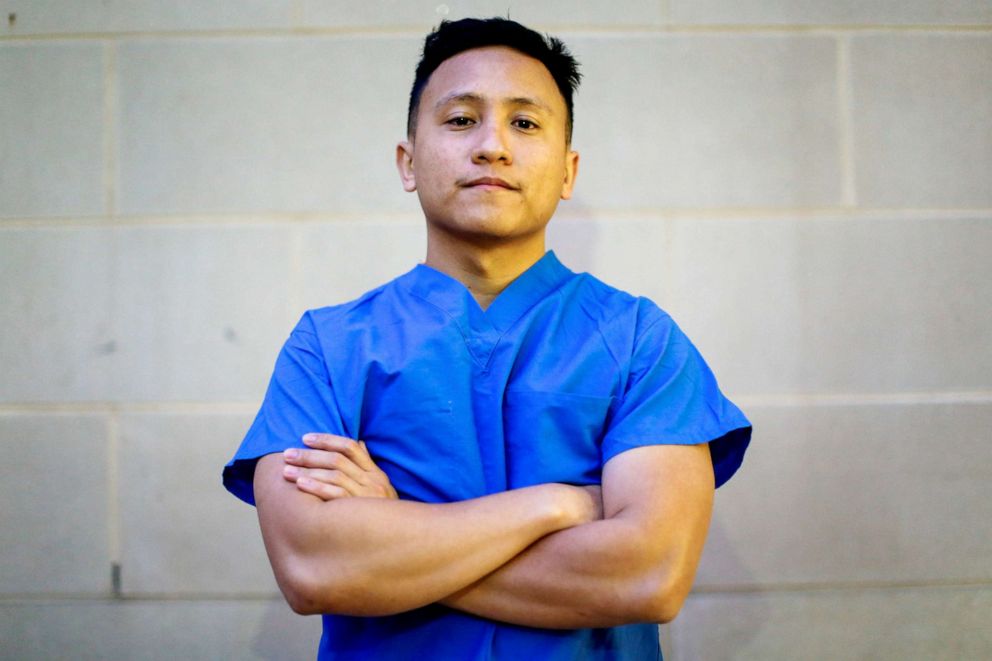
446, 116, 475, 127
513, 118, 539, 131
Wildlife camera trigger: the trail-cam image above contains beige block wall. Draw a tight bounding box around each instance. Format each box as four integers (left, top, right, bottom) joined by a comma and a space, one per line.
2, 1, 990, 659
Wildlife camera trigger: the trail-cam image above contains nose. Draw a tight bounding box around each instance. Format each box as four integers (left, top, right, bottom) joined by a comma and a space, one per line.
471, 119, 512, 165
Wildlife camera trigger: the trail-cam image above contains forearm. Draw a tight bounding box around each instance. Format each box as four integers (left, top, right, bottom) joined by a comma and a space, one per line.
441, 445, 715, 629
254, 454, 594, 617
440, 515, 676, 628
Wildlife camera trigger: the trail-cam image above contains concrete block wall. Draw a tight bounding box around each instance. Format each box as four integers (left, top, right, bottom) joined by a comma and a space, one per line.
1, 1, 989, 659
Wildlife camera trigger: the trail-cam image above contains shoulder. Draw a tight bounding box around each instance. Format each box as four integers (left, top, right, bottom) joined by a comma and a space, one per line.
273, 272, 418, 371
304, 285, 386, 331
296, 269, 415, 338
563, 271, 671, 340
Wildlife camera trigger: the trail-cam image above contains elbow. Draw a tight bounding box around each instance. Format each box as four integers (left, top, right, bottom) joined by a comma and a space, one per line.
283, 575, 331, 616
627, 537, 703, 624
635, 572, 692, 625
647, 593, 686, 625
275, 556, 354, 616
285, 588, 322, 616
275, 556, 400, 617
277, 560, 331, 615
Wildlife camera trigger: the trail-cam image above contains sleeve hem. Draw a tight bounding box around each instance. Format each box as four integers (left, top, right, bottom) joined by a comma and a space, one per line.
222, 449, 293, 507
602, 421, 752, 489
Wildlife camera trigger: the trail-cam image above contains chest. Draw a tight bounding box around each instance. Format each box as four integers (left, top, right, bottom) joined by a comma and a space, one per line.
336, 315, 623, 501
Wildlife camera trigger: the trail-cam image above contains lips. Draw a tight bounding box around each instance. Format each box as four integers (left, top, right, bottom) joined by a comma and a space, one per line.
463, 177, 517, 190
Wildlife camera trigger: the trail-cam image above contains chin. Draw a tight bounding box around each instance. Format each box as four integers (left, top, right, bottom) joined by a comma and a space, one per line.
436, 219, 539, 246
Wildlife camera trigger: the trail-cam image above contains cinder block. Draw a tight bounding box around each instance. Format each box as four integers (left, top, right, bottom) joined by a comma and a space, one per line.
106, 224, 295, 402
0, 227, 115, 402
298, 0, 665, 28
118, 413, 277, 595
0, 224, 295, 402
852, 34, 992, 208
0, 0, 294, 35
669, 587, 992, 661
666, 215, 992, 396
117, 37, 422, 216
0, 42, 104, 218
298, 219, 426, 309
669, 0, 992, 25
698, 403, 992, 587
0, 415, 110, 594
569, 34, 841, 210
0, 598, 320, 660
548, 215, 674, 308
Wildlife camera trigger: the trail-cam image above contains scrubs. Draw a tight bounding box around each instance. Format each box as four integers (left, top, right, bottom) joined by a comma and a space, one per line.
224, 251, 751, 660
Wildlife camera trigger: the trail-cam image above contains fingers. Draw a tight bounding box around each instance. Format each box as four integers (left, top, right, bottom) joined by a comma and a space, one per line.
294, 474, 349, 501
285, 462, 396, 500
282, 433, 398, 501
301, 433, 377, 471
286, 465, 363, 499
284, 446, 368, 485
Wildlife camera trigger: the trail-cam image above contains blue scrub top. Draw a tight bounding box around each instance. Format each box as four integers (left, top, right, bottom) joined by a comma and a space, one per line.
224, 251, 751, 661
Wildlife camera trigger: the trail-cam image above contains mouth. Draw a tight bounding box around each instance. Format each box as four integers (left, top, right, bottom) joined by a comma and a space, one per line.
463, 177, 518, 190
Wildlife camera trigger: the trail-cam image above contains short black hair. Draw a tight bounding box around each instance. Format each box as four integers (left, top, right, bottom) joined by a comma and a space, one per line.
406, 17, 581, 144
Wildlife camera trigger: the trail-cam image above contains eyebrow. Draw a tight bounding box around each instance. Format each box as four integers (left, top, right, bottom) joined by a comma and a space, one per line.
433, 92, 553, 114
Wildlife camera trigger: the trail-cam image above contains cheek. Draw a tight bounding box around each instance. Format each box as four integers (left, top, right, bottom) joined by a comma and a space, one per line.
418, 150, 454, 184
534, 163, 568, 201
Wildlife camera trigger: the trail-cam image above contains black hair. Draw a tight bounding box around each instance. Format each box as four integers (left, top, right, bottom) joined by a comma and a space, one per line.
406, 17, 581, 144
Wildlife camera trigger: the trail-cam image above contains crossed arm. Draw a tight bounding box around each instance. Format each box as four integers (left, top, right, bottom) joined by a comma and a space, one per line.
254, 434, 714, 628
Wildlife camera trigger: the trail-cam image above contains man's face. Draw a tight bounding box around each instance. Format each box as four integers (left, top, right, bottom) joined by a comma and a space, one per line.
397, 46, 579, 245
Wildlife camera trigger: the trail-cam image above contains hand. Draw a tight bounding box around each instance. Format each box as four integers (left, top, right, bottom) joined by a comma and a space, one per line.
282, 433, 398, 501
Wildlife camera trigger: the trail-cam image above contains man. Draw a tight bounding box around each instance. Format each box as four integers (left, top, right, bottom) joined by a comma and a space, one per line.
223, 17, 751, 660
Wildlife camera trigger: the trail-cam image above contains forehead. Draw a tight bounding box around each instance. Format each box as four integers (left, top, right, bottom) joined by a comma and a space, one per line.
422, 46, 564, 112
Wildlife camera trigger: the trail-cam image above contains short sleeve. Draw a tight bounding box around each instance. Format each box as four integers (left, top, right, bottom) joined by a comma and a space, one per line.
601, 311, 751, 488
222, 312, 348, 505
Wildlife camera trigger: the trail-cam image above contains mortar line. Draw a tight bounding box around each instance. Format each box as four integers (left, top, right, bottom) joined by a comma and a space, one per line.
106, 412, 121, 571
1, 391, 990, 416
2, 25, 991, 42
0, 402, 260, 415
2, 578, 988, 604
101, 40, 118, 218
288, 221, 305, 314
0, 592, 281, 603
3, 207, 992, 229
734, 391, 992, 408
288, 0, 306, 29
660, 215, 676, 307
659, 0, 672, 25
692, 577, 992, 595
0, 212, 423, 228
836, 34, 857, 207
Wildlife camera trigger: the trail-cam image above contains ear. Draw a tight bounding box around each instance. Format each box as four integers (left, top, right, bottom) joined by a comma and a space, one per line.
396, 140, 417, 192
560, 149, 579, 200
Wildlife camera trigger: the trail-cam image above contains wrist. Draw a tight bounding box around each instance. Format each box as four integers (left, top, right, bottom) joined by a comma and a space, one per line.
542, 483, 599, 528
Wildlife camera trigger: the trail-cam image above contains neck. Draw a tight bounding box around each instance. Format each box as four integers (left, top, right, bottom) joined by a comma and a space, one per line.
424, 230, 547, 310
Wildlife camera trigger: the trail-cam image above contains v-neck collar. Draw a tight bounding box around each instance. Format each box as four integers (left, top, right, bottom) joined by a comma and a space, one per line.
483, 251, 573, 331
401, 251, 573, 367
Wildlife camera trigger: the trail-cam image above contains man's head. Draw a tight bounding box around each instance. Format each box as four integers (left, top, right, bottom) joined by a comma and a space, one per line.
396, 19, 582, 251
406, 17, 581, 145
